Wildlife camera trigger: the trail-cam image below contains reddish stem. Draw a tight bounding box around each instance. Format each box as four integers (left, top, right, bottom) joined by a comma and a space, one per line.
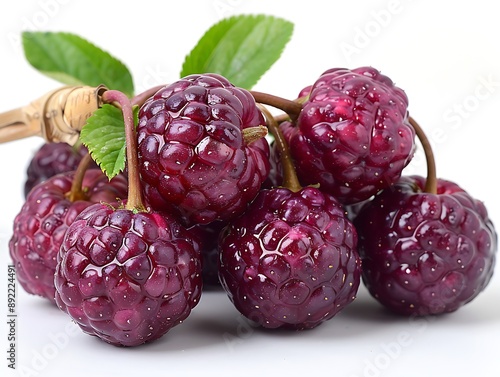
268, 96, 309, 125
409, 116, 437, 194
251, 91, 302, 123
273, 113, 291, 124
131, 84, 165, 108
102, 90, 146, 212
259, 104, 302, 192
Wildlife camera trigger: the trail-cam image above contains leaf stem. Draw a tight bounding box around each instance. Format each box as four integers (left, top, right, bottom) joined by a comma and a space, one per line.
102, 90, 146, 212
251, 91, 302, 122
409, 116, 437, 194
259, 104, 302, 192
67, 152, 93, 202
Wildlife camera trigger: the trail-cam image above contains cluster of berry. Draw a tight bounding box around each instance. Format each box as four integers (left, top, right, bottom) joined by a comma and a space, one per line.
9, 67, 497, 347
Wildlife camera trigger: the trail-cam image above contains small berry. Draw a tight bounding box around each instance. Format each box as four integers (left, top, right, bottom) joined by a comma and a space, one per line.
219, 186, 361, 329
137, 73, 270, 226
285, 67, 415, 204
9, 170, 128, 302
354, 175, 497, 316
54, 203, 202, 346
24, 142, 97, 197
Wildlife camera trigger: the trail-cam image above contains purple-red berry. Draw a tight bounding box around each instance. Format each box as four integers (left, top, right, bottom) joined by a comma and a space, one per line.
354, 175, 497, 316
54, 203, 202, 346
24, 142, 97, 197
9, 170, 128, 302
137, 73, 270, 226
219, 186, 361, 329
285, 67, 415, 204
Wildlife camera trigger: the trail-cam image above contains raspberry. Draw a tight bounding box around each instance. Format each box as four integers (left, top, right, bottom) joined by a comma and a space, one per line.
54, 203, 202, 346
286, 67, 415, 204
219, 186, 361, 329
9, 170, 128, 302
24, 142, 97, 197
137, 73, 270, 226
354, 175, 497, 316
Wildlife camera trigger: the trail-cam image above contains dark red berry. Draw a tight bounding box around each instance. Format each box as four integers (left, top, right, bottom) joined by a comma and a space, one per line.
9, 170, 128, 302
344, 197, 374, 223
219, 186, 361, 329
285, 67, 415, 204
24, 142, 97, 197
54, 203, 202, 347
137, 73, 270, 226
190, 220, 227, 288
354, 175, 497, 316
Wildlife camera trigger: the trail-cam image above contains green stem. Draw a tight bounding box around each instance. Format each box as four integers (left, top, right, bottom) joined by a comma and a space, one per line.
295, 94, 310, 105
409, 116, 437, 194
102, 90, 146, 212
259, 104, 302, 192
251, 91, 302, 123
67, 152, 93, 202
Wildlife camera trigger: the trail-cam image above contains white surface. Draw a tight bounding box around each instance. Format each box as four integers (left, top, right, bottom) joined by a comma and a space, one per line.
1, 1, 499, 376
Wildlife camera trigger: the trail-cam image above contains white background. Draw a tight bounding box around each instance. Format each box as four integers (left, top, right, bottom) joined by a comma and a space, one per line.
1, 1, 499, 376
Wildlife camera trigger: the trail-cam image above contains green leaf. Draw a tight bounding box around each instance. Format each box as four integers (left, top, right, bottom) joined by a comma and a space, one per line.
80, 104, 138, 180
181, 14, 294, 89
22, 31, 134, 97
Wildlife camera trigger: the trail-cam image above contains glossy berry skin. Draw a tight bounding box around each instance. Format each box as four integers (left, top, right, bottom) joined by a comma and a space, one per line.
9, 170, 128, 303
54, 204, 202, 347
286, 67, 415, 204
137, 73, 270, 226
219, 187, 361, 329
24, 142, 97, 197
354, 176, 497, 316
190, 221, 227, 288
